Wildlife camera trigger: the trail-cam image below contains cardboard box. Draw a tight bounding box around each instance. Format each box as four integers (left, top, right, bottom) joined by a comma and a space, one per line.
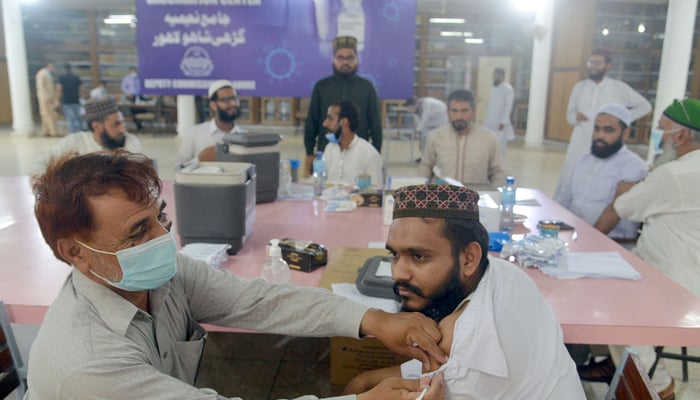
279, 239, 327, 272
329, 337, 409, 385
320, 248, 409, 385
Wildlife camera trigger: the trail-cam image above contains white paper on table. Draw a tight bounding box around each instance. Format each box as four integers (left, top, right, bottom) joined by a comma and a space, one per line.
539, 252, 641, 280
479, 206, 500, 232
331, 283, 400, 313
477, 193, 500, 209
483, 190, 541, 206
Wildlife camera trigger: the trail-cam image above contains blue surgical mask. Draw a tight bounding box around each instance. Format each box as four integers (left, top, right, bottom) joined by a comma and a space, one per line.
325, 124, 343, 144
325, 132, 340, 144
76, 231, 177, 291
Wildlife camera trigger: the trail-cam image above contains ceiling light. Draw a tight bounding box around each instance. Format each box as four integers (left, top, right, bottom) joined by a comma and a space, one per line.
637, 24, 646, 33
510, 0, 546, 13
602, 28, 610, 36
465, 38, 484, 44
430, 18, 465, 24
440, 31, 474, 37
104, 14, 135, 25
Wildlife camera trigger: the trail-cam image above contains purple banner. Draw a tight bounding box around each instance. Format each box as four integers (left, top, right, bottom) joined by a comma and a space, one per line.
136, 0, 416, 98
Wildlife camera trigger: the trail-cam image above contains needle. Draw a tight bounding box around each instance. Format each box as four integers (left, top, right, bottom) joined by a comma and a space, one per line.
416, 386, 429, 400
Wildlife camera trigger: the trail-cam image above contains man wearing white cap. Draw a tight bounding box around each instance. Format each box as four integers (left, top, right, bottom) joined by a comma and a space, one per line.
555, 103, 647, 241
176, 80, 243, 167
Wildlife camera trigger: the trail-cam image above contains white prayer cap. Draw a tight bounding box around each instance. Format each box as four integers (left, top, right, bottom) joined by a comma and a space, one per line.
208, 80, 234, 98
597, 103, 632, 127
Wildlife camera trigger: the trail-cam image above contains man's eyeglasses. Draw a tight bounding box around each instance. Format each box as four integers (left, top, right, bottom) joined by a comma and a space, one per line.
334, 55, 357, 63
216, 96, 238, 104
586, 60, 605, 67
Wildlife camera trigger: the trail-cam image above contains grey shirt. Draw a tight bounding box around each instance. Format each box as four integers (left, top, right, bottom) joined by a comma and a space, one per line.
27, 253, 366, 399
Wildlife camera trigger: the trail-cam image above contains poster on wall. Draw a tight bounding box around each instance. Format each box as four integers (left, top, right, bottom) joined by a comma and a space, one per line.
136, 0, 416, 98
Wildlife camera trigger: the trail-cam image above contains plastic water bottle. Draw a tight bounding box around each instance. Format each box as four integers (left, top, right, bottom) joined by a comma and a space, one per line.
260, 239, 290, 284
278, 159, 292, 197
312, 152, 326, 197
499, 176, 517, 232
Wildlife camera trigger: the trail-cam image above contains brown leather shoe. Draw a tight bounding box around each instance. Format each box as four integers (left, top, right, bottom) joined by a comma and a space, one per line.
658, 378, 675, 400
577, 356, 615, 383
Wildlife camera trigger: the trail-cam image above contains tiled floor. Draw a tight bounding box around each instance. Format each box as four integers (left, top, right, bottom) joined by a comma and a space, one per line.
2, 124, 699, 399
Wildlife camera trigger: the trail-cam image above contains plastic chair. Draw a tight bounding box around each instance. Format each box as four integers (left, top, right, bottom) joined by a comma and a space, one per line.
0, 300, 29, 399
605, 347, 660, 400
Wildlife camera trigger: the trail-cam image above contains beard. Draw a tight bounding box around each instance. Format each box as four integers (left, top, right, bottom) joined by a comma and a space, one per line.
393, 257, 469, 323
217, 106, 240, 124
100, 131, 126, 150
333, 63, 358, 76
588, 70, 606, 81
451, 119, 469, 131
591, 136, 623, 159
493, 79, 502, 87
654, 137, 679, 168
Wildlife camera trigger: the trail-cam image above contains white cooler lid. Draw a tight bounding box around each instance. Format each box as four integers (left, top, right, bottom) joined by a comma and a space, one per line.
176, 162, 250, 185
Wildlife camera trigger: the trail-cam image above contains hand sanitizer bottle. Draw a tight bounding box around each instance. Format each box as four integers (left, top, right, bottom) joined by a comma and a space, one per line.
261, 239, 290, 284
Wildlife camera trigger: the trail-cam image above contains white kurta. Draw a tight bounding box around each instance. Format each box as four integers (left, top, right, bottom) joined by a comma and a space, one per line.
49, 131, 142, 158
614, 150, 700, 297
401, 257, 584, 400
176, 119, 242, 167
323, 135, 384, 186
554, 77, 651, 199
483, 82, 515, 159
556, 146, 648, 239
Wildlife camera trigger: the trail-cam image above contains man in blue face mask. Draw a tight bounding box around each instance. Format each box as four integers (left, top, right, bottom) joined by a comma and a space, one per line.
28, 151, 445, 400
322, 100, 384, 187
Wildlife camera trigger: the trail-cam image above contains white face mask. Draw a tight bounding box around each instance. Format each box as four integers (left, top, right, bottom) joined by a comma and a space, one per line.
76, 231, 177, 292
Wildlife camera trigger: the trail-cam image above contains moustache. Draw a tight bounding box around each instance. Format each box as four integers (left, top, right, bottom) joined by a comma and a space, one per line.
593, 139, 608, 147
393, 281, 425, 298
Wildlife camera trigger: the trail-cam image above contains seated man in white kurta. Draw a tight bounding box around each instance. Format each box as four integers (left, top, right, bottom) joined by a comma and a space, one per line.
322, 100, 384, 186
50, 98, 142, 158
176, 80, 244, 168
556, 103, 648, 241
343, 185, 585, 400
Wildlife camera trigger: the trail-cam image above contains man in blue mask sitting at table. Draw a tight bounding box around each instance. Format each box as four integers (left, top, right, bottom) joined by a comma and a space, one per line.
322, 100, 384, 187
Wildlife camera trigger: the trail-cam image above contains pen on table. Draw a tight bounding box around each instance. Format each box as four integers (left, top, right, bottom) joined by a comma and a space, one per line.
416, 386, 429, 400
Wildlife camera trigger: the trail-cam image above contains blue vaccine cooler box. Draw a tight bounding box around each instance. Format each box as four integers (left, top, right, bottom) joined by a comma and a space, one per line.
215, 132, 281, 203
174, 162, 256, 255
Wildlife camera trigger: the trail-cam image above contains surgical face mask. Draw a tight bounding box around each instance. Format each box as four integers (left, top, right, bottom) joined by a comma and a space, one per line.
325, 124, 343, 144
649, 128, 665, 155
76, 231, 177, 292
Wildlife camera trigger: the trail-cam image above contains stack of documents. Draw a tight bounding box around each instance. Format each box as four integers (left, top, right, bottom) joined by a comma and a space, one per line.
539, 252, 641, 280
180, 243, 231, 269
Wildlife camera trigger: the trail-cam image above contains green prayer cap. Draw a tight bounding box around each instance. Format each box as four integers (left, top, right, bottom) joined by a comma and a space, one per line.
663, 99, 700, 131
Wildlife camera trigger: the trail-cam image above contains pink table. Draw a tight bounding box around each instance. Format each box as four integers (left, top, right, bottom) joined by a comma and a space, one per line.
2, 176, 700, 346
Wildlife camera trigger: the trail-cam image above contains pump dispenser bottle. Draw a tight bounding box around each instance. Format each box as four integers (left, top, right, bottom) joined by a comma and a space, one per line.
261, 239, 290, 284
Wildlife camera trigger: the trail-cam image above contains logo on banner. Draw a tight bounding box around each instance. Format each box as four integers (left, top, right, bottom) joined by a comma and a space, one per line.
179, 46, 214, 77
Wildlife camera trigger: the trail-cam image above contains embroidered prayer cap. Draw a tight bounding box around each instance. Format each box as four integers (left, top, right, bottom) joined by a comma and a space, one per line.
333, 36, 358, 52
393, 184, 480, 221
208, 79, 234, 98
663, 98, 700, 131
597, 103, 632, 127
84, 98, 119, 122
